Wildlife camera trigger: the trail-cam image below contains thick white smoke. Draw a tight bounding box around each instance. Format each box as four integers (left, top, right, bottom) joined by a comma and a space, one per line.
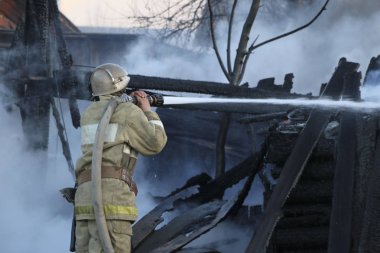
120, 1, 380, 251
0, 98, 159, 252
0, 102, 74, 253
125, 0, 380, 95
1, 0, 380, 252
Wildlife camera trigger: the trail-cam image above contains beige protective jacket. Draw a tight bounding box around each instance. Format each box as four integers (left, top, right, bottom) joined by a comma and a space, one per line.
74, 95, 167, 221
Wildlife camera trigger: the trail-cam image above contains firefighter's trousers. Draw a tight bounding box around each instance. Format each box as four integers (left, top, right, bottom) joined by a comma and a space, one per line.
76, 219, 132, 253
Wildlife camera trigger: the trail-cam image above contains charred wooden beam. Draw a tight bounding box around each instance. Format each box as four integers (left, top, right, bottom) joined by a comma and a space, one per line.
276, 214, 330, 229
357, 118, 380, 252
245, 58, 359, 253
328, 112, 357, 253
187, 143, 267, 204
266, 132, 335, 167
238, 112, 288, 124
353, 114, 378, 252
273, 227, 329, 249
132, 187, 199, 249
363, 55, 380, 86
128, 74, 310, 98
165, 173, 212, 198
164, 103, 293, 115
149, 196, 240, 253
321, 58, 360, 100
328, 70, 360, 253
229, 142, 267, 216
286, 181, 333, 204
283, 204, 331, 217
134, 145, 266, 252
273, 159, 335, 181
134, 201, 225, 253
14, 0, 52, 150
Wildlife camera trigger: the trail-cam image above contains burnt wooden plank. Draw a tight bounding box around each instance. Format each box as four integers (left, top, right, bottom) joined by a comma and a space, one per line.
135, 154, 263, 253
245, 58, 359, 253
189, 145, 267, 204
153, 172, 255, 253
132, 186, 199, 249
238, 112, 288, 123
245, 110, 332, 253
164, 103, 293, 115
283, 204, 331, 217
327, 65, 360, 252
357, 118, 380, 252
52, 71, 313, 101
134, 200, 224, 253
229, 142, 267, 216
286, 180, 333, 204
327, 112, 357, 253
165, 173, 212, 198
274, 227, 329, 249
276, 214, 330, 229
129, 74, 309, 99
150, 198, 237, 253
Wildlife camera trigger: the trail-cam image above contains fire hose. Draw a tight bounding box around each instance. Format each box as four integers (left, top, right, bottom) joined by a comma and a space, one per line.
91, 93, 163, 253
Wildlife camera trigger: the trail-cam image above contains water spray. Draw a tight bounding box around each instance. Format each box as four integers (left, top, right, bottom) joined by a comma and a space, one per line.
121, 93, 380, 112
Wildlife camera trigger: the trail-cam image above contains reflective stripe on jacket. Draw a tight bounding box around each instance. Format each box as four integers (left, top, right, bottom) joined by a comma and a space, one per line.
75, 95, 167, 221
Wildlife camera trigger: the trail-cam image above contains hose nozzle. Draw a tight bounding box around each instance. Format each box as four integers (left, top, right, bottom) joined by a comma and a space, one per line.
119, 93, 164, 107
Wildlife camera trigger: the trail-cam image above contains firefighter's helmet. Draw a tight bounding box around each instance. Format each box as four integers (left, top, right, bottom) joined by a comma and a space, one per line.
90, 63, 130, 96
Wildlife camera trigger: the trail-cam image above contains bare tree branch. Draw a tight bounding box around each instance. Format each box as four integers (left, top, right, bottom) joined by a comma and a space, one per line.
227, 0, 238, 75
249, 0, 330, 52
207, 0, 230, 82
231, 0, 260, 86
238, 34, 259, 85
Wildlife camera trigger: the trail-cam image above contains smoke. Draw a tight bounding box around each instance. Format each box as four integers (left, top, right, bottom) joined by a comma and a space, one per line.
1, 0, 380, 252
238, 0, 380, 94
118, 1, 380, 250
124, 0, 380, 95
0, 97, 159, 252
0, 101, 74, 253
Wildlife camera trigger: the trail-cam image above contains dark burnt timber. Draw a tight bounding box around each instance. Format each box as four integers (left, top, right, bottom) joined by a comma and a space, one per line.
357, 119, 380, 252
54, 71, 314, 102
129, 74, 309, 99
238, 112, 288, 124
328, 64, 361, 252
188, 145, 266, 204
245, 58, 359, 253
363, 55, 380, 86
133, 141, 267, 252
328, 111, 356, 253
7, 0, 52, 150
4, 0, 80, 150
164, 103, 294, 114
144, 167, 261, 253
133, 200, 226, 253
132, 187, 199, 249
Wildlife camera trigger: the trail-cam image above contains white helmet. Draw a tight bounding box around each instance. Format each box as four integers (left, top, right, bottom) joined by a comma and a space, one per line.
90, 63, 130, 96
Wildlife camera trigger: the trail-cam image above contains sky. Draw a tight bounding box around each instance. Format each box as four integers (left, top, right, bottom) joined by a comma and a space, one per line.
59, 0, 166, 28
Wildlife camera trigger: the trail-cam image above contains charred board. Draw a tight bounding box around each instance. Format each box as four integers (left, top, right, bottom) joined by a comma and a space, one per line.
245, 58, 360, 253
357, 117, 380, 252
132, 187, 199, 249
328, 112, 357, 253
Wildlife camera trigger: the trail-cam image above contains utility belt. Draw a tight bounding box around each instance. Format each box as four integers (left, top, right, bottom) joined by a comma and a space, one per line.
77, 166, 138, 196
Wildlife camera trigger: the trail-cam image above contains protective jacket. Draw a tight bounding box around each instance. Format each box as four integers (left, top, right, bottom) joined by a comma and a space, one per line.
74, 95, 167, 221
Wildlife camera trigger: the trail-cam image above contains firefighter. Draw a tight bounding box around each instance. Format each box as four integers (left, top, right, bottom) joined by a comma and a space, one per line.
74, 63, 167, 253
